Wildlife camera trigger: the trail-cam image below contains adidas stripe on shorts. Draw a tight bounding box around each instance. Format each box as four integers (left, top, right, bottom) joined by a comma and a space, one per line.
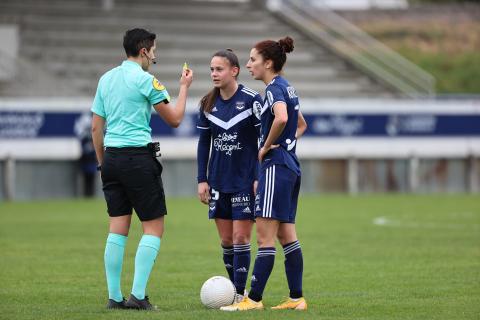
255, 164, 301, 223
208, 187, 255, 220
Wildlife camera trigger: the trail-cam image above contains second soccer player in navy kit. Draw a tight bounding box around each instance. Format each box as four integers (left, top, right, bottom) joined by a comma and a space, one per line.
221, 37, 308, 311
196, 49, 263, 300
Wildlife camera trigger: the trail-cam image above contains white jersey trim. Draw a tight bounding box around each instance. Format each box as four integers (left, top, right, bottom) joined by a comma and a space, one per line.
270, 101, 286, 115
241, 87, 259, 97
242, 86, 258, 94
204, 109, 253, 130
261, 101, 270, 115
263, 165, 276, 218
241, 89, 256, 97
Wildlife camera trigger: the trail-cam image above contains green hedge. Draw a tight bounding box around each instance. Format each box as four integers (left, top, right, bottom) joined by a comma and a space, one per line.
397, 48, 480, 94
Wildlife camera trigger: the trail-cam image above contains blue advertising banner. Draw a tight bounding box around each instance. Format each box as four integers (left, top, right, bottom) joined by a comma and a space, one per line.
1, 111, 480, 139
302, 114, 480, 137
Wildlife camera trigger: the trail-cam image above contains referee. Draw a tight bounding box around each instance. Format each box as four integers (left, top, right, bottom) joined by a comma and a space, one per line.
91, 28, 193, 310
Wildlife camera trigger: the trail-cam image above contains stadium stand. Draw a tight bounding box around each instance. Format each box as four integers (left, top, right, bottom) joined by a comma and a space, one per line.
0, 0, 395, 98
0, 0, 478, 200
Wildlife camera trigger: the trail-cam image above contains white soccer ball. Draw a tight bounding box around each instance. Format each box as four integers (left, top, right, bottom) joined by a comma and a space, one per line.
200, 276, 236, 309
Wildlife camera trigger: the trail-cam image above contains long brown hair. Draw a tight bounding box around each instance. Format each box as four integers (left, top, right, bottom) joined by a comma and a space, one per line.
254, 36, 294, 73
199, 49, 240, 113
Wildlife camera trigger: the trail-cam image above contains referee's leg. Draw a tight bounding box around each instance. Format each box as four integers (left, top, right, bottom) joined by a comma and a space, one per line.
126, 217, 163, 309
109, 215, 132, 236
104, 215, 131, 307
126, 155, 166, 309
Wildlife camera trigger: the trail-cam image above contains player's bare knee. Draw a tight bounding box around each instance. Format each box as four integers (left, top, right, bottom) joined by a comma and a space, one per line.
221, 238, 233, 247
232, 231, 250, 244
256, 234, 275, 247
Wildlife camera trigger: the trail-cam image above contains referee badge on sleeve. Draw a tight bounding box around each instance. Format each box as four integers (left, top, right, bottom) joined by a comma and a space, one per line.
152, 77, 166, 91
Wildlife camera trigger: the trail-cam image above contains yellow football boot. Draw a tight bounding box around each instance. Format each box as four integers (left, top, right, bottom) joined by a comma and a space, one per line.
220, 296, 263, 311
271, 297, 307, 310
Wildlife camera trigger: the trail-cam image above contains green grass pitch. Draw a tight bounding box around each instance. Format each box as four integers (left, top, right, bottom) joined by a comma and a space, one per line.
0, 195, 479, 320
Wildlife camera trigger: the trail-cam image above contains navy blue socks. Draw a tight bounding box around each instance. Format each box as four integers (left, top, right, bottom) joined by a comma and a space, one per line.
233, 243, 251, 294
222, 245, 234, 282
248, 247, 276, 302
283, 240, 303, 298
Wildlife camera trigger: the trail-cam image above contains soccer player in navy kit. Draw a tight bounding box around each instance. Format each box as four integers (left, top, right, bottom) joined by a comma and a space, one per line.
197, 49, 262, 300
221, 37, 308, 311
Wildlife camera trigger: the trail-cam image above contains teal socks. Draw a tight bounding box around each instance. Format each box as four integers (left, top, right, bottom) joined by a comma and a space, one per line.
104, 233, 127, 302
131, 235, 161, 300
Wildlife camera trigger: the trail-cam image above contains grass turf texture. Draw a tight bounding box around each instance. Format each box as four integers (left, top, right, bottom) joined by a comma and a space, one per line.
0, 195, 479, 319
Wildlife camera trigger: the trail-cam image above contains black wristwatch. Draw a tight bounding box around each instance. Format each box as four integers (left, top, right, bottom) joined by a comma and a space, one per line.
96, 164, 102, 171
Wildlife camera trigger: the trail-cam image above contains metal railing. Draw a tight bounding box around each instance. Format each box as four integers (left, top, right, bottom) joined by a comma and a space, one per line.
269, 0, 436, 98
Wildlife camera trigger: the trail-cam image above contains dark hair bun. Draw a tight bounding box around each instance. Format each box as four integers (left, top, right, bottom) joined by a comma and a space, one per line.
278, 36, 294, 54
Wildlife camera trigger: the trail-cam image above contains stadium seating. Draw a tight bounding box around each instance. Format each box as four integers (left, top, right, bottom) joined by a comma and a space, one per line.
0, 0, 393, 97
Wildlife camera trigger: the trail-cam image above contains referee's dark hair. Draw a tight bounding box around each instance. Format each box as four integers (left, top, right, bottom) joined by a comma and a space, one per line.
123, 28, 156, 57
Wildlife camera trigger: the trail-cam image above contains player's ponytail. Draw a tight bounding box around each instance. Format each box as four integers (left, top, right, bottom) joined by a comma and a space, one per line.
278, 36, 294, 54
200, 49, 241, 113
200, 88, 220, 113
254, 36, 294, 72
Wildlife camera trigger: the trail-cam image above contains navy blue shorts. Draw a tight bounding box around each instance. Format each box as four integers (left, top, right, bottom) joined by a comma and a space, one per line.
208, 187, 255, 221
255, 164, 301, 223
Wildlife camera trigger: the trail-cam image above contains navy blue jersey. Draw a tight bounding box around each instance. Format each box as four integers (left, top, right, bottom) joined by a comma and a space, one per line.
197, 85, 262, 193
254, 75, 301, 175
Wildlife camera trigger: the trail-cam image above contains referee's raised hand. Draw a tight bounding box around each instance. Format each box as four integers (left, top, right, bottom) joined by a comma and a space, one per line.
180, 67, 193, 88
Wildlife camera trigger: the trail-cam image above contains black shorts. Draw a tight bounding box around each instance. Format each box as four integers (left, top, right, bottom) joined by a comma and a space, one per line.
100, 147, 167, 221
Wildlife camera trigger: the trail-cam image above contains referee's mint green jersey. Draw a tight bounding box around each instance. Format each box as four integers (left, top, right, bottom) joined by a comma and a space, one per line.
91, 60, 170, 147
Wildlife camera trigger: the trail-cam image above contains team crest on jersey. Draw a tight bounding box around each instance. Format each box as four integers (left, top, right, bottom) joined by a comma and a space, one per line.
152, 77, 165, 91
235, 101, 245, 110
267, 91, 274, 105
287, 86, 298, 99
253, 101, 262, 120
